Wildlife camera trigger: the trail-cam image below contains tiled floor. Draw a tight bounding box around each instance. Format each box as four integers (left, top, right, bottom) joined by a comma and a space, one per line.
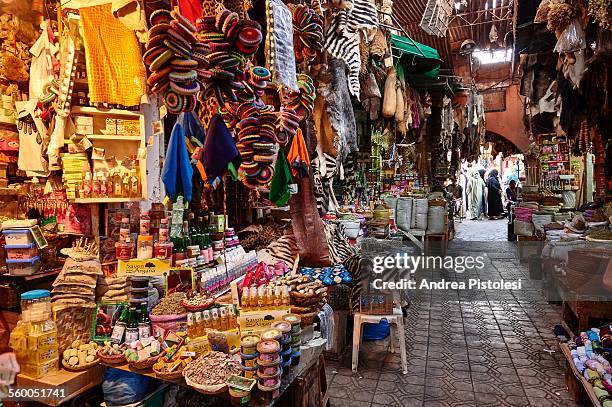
326, 225, 580, 407
454, 217, 509, 241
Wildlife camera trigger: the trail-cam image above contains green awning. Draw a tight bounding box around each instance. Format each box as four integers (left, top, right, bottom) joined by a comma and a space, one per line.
391, 34, 442, 76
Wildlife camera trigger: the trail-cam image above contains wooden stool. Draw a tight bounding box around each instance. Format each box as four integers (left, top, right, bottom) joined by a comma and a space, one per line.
351, 307, 408, 374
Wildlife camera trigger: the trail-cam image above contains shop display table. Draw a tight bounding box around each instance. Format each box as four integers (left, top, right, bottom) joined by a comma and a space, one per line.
99, 337, 327, 407
14, 364, 105, 406
560, 343, 601, 406
399, 229, 426, 250
555, 277, 612, 332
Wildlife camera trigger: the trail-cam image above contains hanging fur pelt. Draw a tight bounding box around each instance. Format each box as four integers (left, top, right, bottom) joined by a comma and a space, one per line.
316, 58, 358, 167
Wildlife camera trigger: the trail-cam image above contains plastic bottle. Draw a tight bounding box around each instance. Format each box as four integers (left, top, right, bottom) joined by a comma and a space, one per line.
202, 310, 212, 330
194, 311, 203, 337
92, 173, 101, 197
122, 171, 130, 198
100, 173, 108, 196
217, 307, 227, 331
241, 287, 250, 309
83, 172, 92, 198
119, 218, 130, 243
211, 308, 220, 330
228, 306, 237, 328
113, 170, 123, 197
130, 169, 139, 198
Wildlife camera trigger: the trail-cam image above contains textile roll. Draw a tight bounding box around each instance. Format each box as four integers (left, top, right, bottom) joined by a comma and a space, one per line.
514, 220, 534, 236
395, 197, 412, 232
532, 214, 553, 233
426, 206, 446, 235
411, 198, 428, 229
383, 197, 397, 222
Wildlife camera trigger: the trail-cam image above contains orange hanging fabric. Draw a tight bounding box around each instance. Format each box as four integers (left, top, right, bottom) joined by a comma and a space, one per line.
287, 128, 310, 178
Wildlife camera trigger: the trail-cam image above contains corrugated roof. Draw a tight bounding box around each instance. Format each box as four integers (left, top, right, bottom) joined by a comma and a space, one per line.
393, 0, 515, 68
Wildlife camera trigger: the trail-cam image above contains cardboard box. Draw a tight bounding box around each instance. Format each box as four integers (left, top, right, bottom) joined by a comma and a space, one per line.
73, 116, 93, 127
103, 118, 117, 135
75, 124, 93, 135
116, 119, 140, 136
238, 308, 290, 335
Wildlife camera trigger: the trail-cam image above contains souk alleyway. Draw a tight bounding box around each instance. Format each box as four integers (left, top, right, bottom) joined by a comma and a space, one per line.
326, 236, 579, 407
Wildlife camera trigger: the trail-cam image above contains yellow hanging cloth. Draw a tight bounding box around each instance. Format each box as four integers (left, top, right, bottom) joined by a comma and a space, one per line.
80, 4, 146, 106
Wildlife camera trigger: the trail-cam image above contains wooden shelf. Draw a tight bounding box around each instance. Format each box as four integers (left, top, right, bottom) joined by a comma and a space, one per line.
72, 197, 144, 204
86, 134, 141, 141
16, 365, 105, 407
71, 106, 141, 117
0, 187, 26, 196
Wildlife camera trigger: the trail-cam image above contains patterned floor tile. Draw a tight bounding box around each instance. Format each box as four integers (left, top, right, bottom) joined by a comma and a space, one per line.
323, 238, 582, 407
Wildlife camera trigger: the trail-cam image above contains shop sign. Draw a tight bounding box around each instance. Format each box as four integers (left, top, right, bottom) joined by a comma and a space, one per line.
238, 308, 290, 334
118, 258, 171, 276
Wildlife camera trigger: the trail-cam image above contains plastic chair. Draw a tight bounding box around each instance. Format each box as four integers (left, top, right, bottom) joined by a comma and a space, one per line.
351, 292, 407, 374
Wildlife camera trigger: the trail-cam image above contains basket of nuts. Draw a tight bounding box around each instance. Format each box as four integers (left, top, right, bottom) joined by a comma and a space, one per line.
181, 290, 215, 312
183, 351, 242, 394
97, 342, 127, 365
150, 292, 188, 334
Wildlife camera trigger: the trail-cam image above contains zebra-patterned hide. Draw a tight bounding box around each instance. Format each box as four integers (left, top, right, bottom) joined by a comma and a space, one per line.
341, 152, 357, 203
258, 229, 299, 270
323, 0, 379, 98
322, 220, 359, 264
312, 151, 339, 215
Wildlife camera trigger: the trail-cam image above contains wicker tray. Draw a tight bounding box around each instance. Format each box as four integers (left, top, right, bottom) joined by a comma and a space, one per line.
62, 358, 100, 372
153, 366, 185, 380
128, 353, 163, 370
96, 351, 126, 365
298, 311, 318, 327
184, 374, 228, 394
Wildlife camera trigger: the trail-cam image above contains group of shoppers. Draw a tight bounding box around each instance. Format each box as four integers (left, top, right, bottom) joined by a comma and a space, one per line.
465, 168, 518, 220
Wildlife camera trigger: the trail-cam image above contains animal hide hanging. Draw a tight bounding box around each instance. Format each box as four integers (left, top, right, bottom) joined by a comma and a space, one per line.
289, 175, 331, 267
318, 58, 358, 166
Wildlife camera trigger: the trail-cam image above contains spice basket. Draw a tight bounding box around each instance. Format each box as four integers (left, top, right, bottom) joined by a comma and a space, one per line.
564, 267, 604, 293
128, 353, 163, 370
62, 358, 100, 372
96, 351, 126, 365
359, 292, 393, 315
149, 313, 187, 335
290, 291, 326, 306
184, 374, 228, 394
297, 311, 318, 327
153, 366, 185, 380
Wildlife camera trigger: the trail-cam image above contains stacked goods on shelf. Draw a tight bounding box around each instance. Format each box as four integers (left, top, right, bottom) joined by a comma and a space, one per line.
9, 290, 59, 379
240, 333, 260, 379
283, 314, 302, 365
271, 321, 292, 372
96, 275, 129, 302
256, 331, 282, 398
412, 198, 428, 230
3, 227, 40, 276
60, 152, 89, 199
